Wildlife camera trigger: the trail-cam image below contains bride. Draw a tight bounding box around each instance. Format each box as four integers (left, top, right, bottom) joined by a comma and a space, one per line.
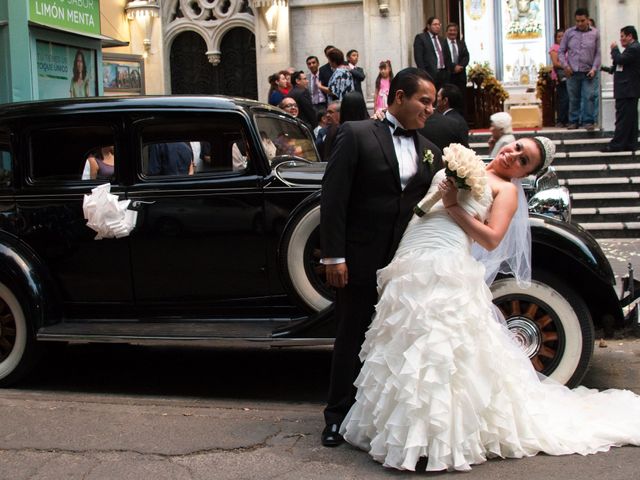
340, 137, 640, 471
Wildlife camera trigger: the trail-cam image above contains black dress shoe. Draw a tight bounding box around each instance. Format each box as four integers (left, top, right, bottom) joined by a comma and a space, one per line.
600, 145, 623, 153
321, 423, 344, 447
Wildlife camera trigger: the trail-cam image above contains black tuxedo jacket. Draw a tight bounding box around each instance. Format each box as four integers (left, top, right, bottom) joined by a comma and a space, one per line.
288, 86, 318, 129
612, 41, 640, 99
413, 32, 452, 79
444, 109, 470, 146
419, 111, 469, 151
321, 119, 443, 285
319, 63, 334, 92
449, 38, 469, 82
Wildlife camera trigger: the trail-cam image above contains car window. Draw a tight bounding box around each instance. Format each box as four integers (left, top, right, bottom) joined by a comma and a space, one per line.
28, 125, 116, 182
139, 116, 251, 178
0, 150, 11, 188
255, 116, 319, 164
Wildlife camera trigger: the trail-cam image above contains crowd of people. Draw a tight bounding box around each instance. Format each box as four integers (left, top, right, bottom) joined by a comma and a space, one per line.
264, 17, 473, 161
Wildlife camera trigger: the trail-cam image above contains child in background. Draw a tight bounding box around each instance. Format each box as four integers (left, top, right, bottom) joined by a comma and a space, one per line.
374, 60, 393, 113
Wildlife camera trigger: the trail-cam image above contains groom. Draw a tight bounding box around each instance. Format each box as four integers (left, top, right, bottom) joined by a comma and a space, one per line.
320, 68, 443, 446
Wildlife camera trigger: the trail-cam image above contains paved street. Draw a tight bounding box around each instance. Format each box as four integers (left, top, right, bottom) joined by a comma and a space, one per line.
0, 238, 639, 479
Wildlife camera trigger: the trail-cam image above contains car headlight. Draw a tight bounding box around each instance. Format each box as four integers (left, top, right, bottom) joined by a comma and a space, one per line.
528, 186, 572, 222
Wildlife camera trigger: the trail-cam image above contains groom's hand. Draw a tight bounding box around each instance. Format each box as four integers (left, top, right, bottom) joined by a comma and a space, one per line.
325, 263, 348, 288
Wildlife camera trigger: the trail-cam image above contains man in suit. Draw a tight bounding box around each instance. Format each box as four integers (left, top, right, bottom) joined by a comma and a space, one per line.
346, 49, 366, 94
320, 68, 443, 447
419, 83, 469, 151
306, 55, 327, 113
602, 25, 640, 152
445, 23, 469, 112
319, 45, 336, 97
413, 17, 451, 90
286, 71, 318, 129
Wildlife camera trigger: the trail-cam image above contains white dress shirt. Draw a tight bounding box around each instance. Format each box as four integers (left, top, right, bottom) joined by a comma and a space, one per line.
431, 34, 444, 69
448, 39, 459, 65
385, 111, 418, 190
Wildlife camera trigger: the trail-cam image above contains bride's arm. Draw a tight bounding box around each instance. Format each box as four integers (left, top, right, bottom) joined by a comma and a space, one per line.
440, 177, 518, 251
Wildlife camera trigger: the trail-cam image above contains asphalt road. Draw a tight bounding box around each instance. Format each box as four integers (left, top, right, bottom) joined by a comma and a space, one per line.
0, 238, 639, 479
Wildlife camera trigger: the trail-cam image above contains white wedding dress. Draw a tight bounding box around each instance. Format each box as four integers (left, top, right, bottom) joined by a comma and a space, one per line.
340, 170, 640, 472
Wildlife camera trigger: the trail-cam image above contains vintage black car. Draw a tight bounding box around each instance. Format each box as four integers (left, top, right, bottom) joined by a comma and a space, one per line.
0, 96, 635, 389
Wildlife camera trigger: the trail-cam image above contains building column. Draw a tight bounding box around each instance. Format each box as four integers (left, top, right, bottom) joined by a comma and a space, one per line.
6, 0, 32, 102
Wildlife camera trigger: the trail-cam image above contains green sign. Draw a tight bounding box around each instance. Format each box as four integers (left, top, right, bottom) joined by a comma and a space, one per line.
29, 0, 101, 37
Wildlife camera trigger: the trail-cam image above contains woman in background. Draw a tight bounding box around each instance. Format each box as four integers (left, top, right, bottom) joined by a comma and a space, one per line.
488, 112, 516, 158
374, 60, 393, 114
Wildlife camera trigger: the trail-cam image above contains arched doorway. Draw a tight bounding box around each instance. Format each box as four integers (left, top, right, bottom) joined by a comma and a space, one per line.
218, 27, 257, 99
169, 28, 257, 99
170, 31, 213, 94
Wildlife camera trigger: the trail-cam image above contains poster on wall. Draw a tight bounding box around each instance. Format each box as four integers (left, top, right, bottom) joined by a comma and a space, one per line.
501, 0, 548, 85
102, 54, 145, 96
36, 41, 97, 99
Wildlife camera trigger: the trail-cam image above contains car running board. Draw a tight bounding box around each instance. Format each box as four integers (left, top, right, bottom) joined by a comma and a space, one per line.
37, 320, 334, 348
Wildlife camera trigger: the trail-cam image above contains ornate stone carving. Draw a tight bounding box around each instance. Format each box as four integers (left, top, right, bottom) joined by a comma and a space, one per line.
163, 0, 256, 66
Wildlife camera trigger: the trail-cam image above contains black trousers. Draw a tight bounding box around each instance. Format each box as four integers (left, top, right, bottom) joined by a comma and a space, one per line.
611, 97, 639, 150
324, 281, 378, 426
450, 72, 467, 111
434, 69, 450, 92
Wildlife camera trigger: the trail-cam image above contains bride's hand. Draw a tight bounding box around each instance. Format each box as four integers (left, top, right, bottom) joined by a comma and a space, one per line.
438, 177, 458, 208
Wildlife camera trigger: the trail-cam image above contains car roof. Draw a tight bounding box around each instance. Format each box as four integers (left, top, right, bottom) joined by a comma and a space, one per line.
0, 95, 282, 119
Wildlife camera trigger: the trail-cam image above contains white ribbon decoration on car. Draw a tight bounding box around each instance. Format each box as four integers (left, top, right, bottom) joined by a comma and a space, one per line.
82, 183, 138, 240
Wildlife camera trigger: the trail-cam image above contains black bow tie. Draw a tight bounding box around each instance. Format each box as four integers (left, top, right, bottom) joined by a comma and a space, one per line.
384, 118, 415, 137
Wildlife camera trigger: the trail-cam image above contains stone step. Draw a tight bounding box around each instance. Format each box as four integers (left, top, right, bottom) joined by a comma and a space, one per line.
578, 221, 640, 239
573, 206, 640, 215
560, 176, 640, 186
469, 127, 613, 143
571, 191, 640, 209
469, 139, 639, 156
571, 191, 640, 200
553, 163, 640, 179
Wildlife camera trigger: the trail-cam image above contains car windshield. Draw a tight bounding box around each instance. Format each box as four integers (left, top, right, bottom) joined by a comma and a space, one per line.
255, 115, 319, 164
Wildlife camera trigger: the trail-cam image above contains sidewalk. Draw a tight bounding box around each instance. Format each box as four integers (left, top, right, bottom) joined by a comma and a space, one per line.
1, 339, 640, 479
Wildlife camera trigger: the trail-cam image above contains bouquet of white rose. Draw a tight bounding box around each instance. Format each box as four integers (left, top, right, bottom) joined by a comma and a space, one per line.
413, 143, 487, 217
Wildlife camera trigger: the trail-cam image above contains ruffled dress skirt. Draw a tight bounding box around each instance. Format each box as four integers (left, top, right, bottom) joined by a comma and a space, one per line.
340, 210, 640, 472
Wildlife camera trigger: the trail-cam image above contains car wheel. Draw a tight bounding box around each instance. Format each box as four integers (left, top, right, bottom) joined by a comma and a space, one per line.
0, 281, 38, 387
491, 271, 594, 387
279, 202, 334, 312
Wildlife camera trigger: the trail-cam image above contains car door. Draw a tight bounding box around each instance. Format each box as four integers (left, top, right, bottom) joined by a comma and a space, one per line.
126, 110, 268, 316
13, 114, 134, 318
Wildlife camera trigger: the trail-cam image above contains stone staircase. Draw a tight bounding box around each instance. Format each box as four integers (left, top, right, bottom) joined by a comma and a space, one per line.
469, 128, 640, 238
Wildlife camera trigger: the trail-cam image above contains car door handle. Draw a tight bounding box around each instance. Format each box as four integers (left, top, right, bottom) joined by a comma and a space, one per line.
130, 200, 156, 209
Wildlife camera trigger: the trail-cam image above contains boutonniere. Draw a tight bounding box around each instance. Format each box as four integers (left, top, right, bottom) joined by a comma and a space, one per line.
422, 148, 434, 165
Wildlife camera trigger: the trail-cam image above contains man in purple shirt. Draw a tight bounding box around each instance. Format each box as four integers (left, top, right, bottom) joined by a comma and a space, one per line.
559, 7, 601, 130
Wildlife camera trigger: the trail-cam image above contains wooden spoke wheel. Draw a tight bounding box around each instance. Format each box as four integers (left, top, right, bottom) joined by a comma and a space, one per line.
491, 272, 594, 387
0, 298, 17, 363
0, 281, 38, 387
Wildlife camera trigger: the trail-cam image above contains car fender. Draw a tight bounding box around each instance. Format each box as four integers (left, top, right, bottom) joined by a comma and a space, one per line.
279, 190, 322, 244
529, 215, 623, 327
0, 231, 59, 332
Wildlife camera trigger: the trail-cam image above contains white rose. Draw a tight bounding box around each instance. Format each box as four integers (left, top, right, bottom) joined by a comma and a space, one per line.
456, 165, 469, 177
447, 158, 460, 171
